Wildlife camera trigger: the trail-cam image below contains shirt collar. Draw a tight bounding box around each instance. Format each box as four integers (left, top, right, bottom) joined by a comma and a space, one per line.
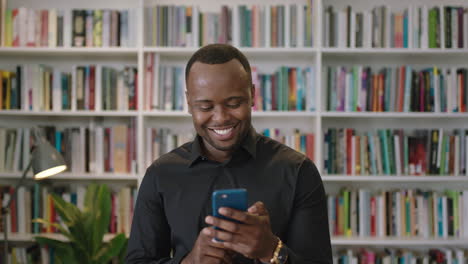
188, 126, 257, 167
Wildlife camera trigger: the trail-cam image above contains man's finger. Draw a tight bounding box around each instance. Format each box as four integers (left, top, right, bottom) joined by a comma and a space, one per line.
247, 201, 268, 216
217, 207, 257, 224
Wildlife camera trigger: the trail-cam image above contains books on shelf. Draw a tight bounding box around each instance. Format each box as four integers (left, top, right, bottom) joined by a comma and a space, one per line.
262, 128, 314, 161
0, 64, 138, 111
0, 0, 137, 48
252, 66, 315, 111
144, 1, 315, 47
326, 65, 468, 113
324, 5, 468, 49
333, 248, 467, 264
0, 184, 137, 236
145, 127, 195, 168
0, 124, 137, 175
144, 53, 315, 112
145, 128, 314, 167
328, 188, 468, 238
324, 128, 468, 176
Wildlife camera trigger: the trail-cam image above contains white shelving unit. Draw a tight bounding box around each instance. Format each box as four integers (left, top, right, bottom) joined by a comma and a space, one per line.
1, 0, 468, 250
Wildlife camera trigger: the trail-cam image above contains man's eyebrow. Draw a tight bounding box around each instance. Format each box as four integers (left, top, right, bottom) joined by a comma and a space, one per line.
225, 96, 246, 101
193, 99, 212, 103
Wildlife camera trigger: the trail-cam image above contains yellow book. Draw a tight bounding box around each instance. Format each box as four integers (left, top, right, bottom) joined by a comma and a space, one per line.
2, 71, 11, 109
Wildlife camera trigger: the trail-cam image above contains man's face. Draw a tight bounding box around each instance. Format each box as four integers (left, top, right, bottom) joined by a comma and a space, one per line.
186, 59, 254, 157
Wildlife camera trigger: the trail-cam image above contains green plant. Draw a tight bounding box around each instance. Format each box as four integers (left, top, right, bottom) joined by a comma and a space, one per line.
34, 184, 128, 264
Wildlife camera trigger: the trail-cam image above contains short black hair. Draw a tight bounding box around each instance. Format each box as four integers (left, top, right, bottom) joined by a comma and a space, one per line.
185, 43, 252, 84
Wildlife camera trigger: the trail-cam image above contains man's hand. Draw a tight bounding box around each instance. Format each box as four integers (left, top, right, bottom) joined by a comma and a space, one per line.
181, 226, 234, 264
204, 201, 278, 262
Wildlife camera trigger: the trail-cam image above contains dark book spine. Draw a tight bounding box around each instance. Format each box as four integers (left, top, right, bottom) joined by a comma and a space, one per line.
72, 10, 86, 47
445, 7, 451, 48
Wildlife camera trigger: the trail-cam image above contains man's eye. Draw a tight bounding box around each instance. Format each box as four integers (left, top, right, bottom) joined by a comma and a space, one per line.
227, 103, 241, 108
198, 106, 213, 111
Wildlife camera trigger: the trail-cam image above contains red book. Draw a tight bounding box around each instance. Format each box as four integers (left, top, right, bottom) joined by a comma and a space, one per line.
398, 66, 405, 112
370, 197, 376, 236
41, 10, 49, 47
9, 187, 17, 233
110, 194, 116, 233
127, 126, 132, 173
346, 129, 352, 175
305, 133, 314, 161
89, 66, 95, 110
11, 9, 19, 47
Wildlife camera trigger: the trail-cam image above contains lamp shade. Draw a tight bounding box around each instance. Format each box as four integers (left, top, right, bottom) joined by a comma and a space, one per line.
31, 137, 67, 180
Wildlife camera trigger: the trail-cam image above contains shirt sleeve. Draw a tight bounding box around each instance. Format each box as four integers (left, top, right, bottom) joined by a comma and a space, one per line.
283, 158, 333, 264
126, 164, 185, 264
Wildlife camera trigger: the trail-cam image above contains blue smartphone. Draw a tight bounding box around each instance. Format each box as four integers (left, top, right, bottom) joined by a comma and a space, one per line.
211, 188, 248, 241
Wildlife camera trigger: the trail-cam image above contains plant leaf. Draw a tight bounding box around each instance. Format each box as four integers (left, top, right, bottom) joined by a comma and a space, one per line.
90, 184, 112, 255
94, 233, 127, 264
32, 218, 74, 241
34, 236, 81, 264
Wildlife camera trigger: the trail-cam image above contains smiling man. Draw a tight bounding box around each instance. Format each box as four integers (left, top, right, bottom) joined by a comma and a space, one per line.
126, 44, 332, 264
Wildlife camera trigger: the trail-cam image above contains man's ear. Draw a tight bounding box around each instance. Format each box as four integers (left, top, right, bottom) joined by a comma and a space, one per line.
186, 91, 192, 114
251, 84, 255, 107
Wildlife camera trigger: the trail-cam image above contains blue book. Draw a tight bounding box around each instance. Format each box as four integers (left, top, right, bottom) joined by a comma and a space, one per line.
307, 67, 315, 111
296, 67, 303, 111
368, 132, 377, 175
403, 10, 408, 48
55, 131, 62, 153
438, 196, 443, 237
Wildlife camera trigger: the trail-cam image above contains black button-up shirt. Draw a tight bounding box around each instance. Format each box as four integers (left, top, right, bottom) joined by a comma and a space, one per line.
126, 127, 332, 264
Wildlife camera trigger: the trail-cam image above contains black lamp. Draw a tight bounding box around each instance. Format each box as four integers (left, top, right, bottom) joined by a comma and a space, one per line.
1, 128, 67, 262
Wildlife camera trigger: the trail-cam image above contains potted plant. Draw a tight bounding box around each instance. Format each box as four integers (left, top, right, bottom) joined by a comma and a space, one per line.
34, 183, 128, 264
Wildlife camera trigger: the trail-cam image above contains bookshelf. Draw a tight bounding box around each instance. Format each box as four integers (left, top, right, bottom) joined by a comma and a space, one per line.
0, 0, 468, 260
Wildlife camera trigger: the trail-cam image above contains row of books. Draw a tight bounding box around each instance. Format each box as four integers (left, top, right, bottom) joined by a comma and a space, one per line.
144, 127, 314, 167
0, 124, 137, 175
0, 184, 137, 236
252, 66, 315, 112
324, 128, 468, 176
0, 2, 137, 47
326, 66, 468, 113
237, 3, 314, 47
334, 248, 467, 264
0, 64, 138, 111
144, 2, 314, 47
143, 54, 316, 112
261, 128, 315, 161
328, 189, 468, 238
324, 5, 468, 49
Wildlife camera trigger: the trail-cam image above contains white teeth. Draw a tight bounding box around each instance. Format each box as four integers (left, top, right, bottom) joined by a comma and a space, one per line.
213, 127, 233, 135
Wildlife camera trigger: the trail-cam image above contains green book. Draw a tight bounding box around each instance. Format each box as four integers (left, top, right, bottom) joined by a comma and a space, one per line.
379, 130, 390, 175
343, 190, 350, 236
439, 134, 447, 175
428, 8, 437, 48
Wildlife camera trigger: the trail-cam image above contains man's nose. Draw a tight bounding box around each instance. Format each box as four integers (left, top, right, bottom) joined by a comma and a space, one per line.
212, 106, 229, 122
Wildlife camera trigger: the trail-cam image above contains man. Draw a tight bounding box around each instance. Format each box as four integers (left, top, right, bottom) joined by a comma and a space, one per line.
126, 44, 332, 264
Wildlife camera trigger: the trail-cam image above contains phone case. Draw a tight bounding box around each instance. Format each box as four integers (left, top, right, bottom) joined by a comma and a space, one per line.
212, 188, 248, 222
